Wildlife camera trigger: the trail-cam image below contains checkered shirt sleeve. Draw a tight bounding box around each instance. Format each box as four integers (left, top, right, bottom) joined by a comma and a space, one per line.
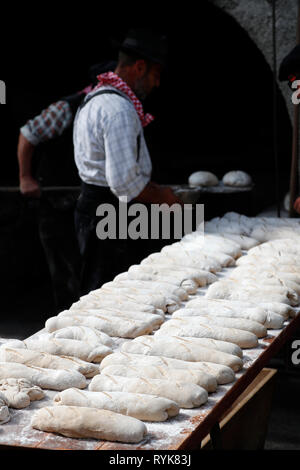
104, 110, 151, 202
20, 100, 73, 146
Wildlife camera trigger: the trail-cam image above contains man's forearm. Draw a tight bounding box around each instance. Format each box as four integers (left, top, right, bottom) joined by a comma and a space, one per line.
17, 132, 35, 178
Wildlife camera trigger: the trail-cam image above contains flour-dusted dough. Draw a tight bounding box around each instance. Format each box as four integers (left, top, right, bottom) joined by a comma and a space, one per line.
114, 271, 198, 295
0, 347, 99, 378
154, 318, 258, 348
0, 378, 44, 409
205, 279, 298, 306
166, 312, 267, 338
58, 307, 164, 329
51, 326, 114, 347
121, 335, 243, 371
45, 314, 157, 339
183, 299, 284, 329
103, 279, 188, 301
121, 334, 242, 358
188, 171, 219, 187
31, 406, 147, 443
0, 392, 9, 424
101, 364, 217, 392
222, 170, 252, 187
161, 243, 235, 268
71, 298, 160, 315
53, 389, 179, 422
99, 352, 235, 385
89, 374, 208, 409
0, 362, 86, 391
141, 251, 222, 274
127, 263, 218, 287
89, 288, 167, 311
11, 336, 112, 363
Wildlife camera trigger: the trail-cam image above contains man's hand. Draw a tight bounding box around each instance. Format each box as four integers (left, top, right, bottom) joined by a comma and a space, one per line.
135, 181, 183, 206
20, 175, 41, 198
294, 196, 300, 214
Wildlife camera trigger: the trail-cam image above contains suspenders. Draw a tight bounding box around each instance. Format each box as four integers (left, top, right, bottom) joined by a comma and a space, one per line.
79, 89, 141, 162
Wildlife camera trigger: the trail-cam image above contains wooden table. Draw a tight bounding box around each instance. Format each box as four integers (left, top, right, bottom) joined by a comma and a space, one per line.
0, 277, 299, 450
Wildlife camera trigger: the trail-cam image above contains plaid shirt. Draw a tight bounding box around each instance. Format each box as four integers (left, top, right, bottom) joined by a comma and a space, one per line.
73, 86, 152, 202
20, 100, 74, 146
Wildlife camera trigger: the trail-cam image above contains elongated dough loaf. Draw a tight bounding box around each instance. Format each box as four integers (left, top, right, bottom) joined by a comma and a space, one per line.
10, 336, 111, 363
0, 362, 86, 390
99, 352, 235, 384
167, 313, 267, 338
89, 374, 208, 408
31, 406, 147, 443
161, 243, 235, 267
58, 308, 163, 329
128, 264, 218, 287
0, 378, 44, 409
114, 271, 198, 295
154, 318, 258, 348
104, 279, 188, 301
121, 335, 243, 371
183, 299, 284, 329
0, 392, 9, 425
50, 326, 114, 347
71, 298, 160, 315
0, 347, 99, 378
102, 364, 217, 391
89, 288, 167, 311
141, 251, 222, 274
53, 389, 179, 422
45, 314, 156, 339
121, 334, 242, 358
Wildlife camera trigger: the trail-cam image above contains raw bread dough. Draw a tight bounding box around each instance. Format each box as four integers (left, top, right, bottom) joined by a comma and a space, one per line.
0, 378, 44, 409
89, 374, 208, 409
164, 313, 267, 338
71, 298, 160, 315
58, 307, 164, 329
89, 288, 167, 311
51, 326, 114, 347
114, 271, 198, 295
0, 362, 86, 391
99, 352, 235, 385
161, 243, 235, 268
101, 364, 217, 391
205, 279, 298, 306
0, 346, 99, 378
31, 406, 147, 443
103, 279, 188, 301
9, 336, 112, 363
45, 314, 157, 339
154, 318, 258, 348
141, 251, 222, 274
121, 335, 243, 371
0, 392, 9, 424
53, 389, 179, 422
127, 264, 218, 287
222, 170, 252, 187
122, 334, 242, 358
181, 301, 284, 329
188, 171, 219, 187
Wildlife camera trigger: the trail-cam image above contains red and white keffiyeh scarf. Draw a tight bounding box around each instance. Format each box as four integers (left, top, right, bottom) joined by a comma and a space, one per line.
94, 71, 155, 127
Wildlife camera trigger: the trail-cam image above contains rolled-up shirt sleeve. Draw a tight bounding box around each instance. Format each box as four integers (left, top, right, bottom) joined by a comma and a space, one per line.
20, 100, 73, 146
103, 110, 151, 202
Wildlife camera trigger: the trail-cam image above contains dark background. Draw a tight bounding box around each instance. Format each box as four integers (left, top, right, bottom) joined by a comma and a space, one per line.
0, 2, 294, 336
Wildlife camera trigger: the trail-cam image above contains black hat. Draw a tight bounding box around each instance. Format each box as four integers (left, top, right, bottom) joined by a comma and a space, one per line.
279, 45, 300, 81
113, 28, 168, 66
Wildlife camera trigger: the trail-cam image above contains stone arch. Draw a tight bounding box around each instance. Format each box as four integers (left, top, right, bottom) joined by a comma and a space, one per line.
208, 0, 298, 123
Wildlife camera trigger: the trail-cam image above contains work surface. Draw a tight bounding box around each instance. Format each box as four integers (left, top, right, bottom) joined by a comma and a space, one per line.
0, 263, 299, 451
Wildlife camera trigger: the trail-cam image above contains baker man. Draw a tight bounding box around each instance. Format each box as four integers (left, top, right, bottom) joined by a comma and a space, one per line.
73, 28, 182, 295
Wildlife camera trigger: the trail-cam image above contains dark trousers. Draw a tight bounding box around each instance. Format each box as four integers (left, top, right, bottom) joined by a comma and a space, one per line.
38, 194, 81, 312
74, 183, 132, 296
